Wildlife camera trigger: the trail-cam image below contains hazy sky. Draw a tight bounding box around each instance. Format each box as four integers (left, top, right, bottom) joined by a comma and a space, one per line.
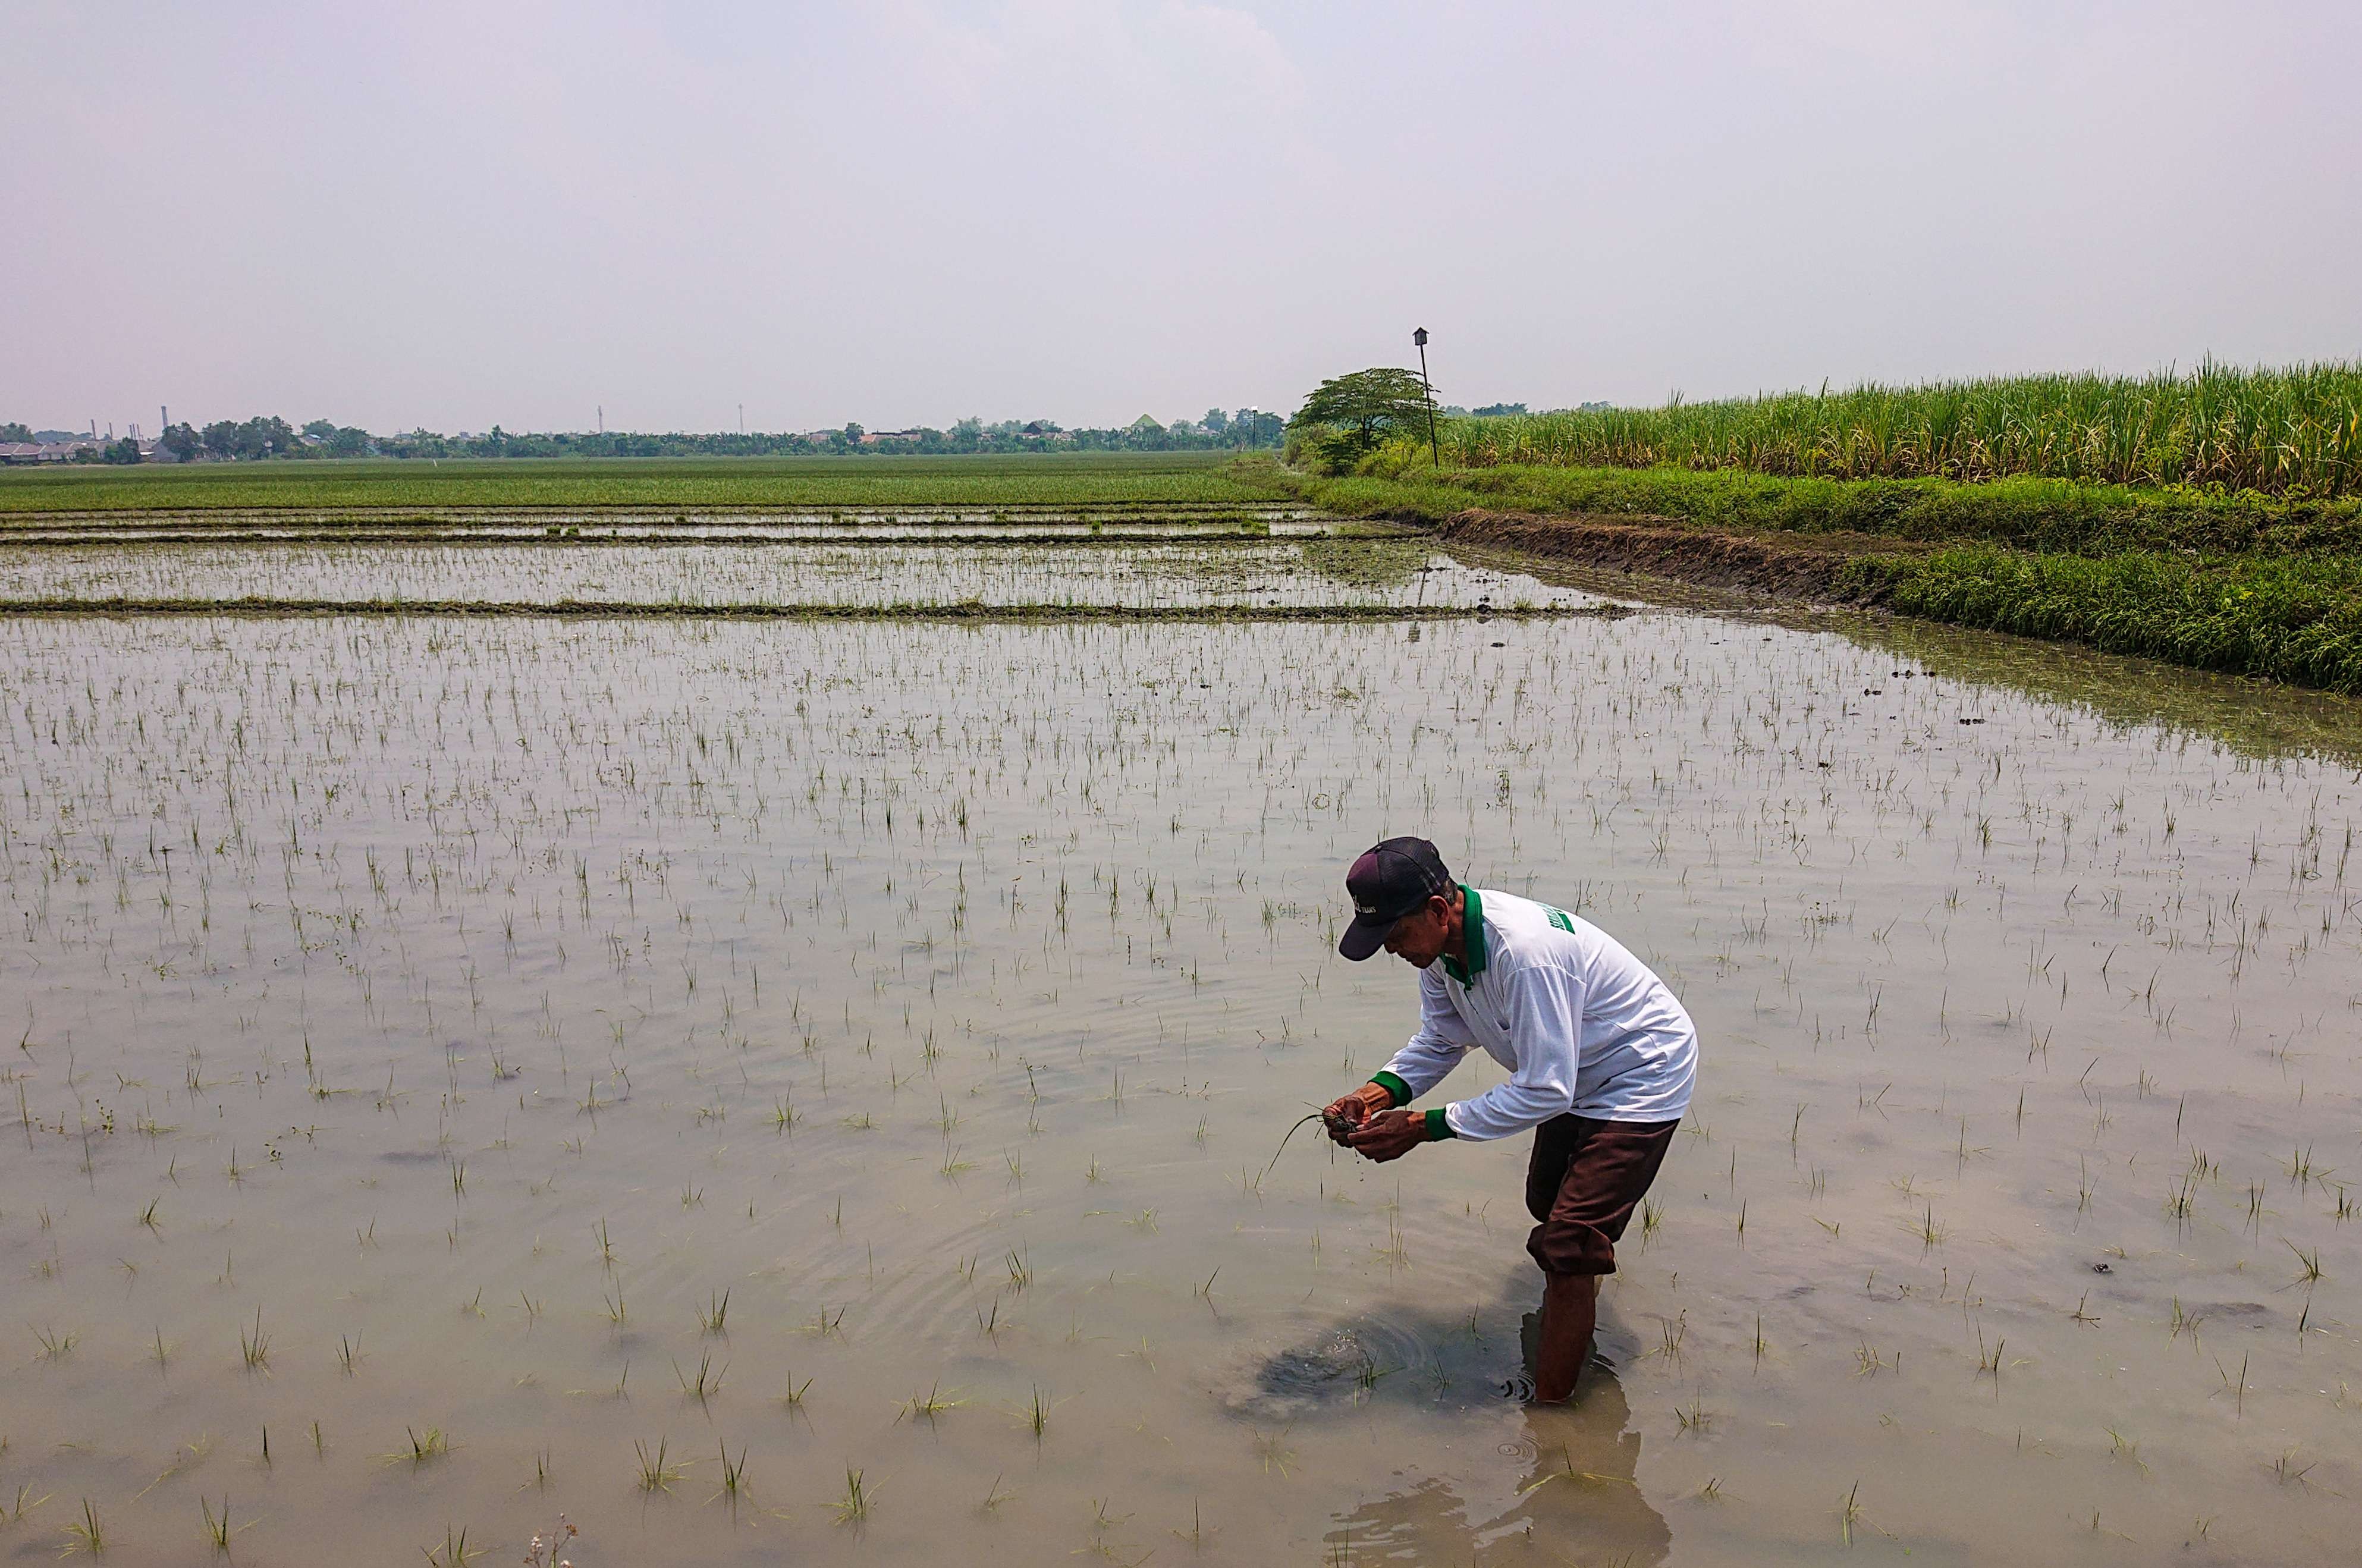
7, 1, 2357, 435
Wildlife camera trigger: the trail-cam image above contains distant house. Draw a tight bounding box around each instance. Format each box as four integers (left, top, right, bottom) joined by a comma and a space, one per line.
858, 429, 925, 445
0, 439, 100, 464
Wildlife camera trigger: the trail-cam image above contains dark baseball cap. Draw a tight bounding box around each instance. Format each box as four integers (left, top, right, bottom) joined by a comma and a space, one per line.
1338, 837, 1453, 960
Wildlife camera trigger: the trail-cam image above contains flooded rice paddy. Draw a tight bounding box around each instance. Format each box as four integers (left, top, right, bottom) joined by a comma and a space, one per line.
2, 539, 2360, 1566
0, 536, 1575, 613
0, 504, 1330, 548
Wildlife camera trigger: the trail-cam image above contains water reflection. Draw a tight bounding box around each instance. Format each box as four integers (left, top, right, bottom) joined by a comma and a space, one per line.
1313, 1284, 1682, 1568
1324, 1338, 1669, 1567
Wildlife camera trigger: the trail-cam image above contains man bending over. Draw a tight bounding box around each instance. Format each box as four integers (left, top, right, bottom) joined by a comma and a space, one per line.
1325, 837, 1698, 1403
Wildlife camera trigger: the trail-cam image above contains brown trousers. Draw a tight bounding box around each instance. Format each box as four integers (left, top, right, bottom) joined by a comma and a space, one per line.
1524, 1114, 1681, 1275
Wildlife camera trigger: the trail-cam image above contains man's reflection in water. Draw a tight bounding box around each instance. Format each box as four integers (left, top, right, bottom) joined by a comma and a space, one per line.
1323, 1309, 1670, 1566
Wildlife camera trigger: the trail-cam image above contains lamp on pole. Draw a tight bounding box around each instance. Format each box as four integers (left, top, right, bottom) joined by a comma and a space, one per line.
1413, 327, 1439, 467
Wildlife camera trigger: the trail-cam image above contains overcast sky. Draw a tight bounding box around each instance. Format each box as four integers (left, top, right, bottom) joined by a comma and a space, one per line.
6, 1, 2357, 436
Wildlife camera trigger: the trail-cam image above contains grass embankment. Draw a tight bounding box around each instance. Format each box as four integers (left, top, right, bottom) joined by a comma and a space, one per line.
0, 452, 1274, 513
1266, 458, 2362, 695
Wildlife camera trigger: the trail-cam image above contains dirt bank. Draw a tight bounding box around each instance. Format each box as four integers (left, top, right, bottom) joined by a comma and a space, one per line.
1434, 508, 1923, 602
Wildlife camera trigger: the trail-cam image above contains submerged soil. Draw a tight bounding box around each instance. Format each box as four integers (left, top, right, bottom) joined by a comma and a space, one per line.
1436, 507, 1922, 602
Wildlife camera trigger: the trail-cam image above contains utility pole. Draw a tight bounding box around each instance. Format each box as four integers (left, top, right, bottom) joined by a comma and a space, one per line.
1412, 327, 1440, 467
598, 405, 604, 434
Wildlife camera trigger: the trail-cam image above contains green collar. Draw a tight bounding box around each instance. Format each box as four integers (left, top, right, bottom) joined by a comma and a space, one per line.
1441, 885, 1487, 986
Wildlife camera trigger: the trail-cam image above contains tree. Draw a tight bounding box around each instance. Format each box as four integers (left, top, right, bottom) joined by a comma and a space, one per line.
1233, 409, 1283, 447
0, 422, 30, 443
1287, 367, 1435, 469
102, 437, 142, 464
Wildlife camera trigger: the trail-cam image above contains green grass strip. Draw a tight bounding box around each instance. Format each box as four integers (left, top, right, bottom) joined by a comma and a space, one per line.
1838, 548, 2362, 695
1277, 462, 2362, 557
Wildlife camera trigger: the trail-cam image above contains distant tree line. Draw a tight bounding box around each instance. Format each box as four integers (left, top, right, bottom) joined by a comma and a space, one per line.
157, 416, 304, 461
27, 409, 1289, 463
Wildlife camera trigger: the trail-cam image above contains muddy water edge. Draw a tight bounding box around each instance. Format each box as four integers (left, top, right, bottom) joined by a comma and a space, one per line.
2, 541, 2358, 1567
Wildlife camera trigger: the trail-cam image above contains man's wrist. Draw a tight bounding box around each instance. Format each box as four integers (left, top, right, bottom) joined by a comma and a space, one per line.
1424, 1107, 1455, 1141
1367, 1071, 1412, 1108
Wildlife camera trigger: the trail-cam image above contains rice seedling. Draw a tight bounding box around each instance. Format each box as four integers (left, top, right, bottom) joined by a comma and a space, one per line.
696, 1288, 730, 1336
830, 1465, 872, 1525
423, 1523, 480, 1566
1839, 1481, 1867, 1547
673, 1351, 727, 1404
899, 1380, 965, 1424
237, 1309, 271, 1371
634, 1437, 686, 1492
390, 1426, 450, 1467
199, 1494, 236, 1553
60, 1498, 103, 1557
712, 1441, 751, 1505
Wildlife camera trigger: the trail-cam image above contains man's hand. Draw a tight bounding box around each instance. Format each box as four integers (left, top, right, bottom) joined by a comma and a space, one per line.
1322, 1083, 1396, 1145
1347, 1108, 1428, 1163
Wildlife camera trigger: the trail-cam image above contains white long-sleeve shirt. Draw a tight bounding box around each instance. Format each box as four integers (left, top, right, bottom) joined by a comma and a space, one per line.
1374, 887, 1697, 1140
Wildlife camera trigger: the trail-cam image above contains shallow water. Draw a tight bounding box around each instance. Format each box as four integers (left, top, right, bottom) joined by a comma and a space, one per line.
0, 537, 1570, 611
0, 505, 1332, 546
2, 554, 2358, 1566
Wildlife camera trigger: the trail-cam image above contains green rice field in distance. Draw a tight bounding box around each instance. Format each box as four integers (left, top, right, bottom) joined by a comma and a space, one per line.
0, 451, 1278, 514
2, 457, 2360, 1566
